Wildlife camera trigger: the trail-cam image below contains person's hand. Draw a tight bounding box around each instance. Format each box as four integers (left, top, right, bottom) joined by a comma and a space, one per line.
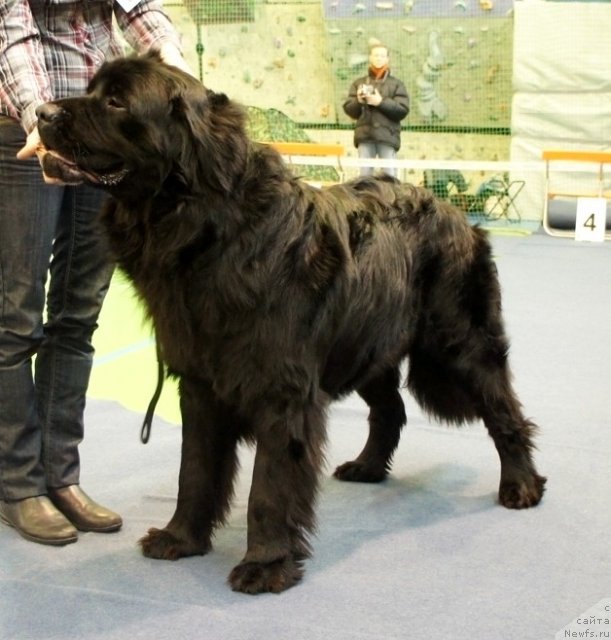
15, 126, 42, 161
16, 126, 65, 185
356, 85, 370, 104
356, 87, 383, 107
365, 89, 383, 107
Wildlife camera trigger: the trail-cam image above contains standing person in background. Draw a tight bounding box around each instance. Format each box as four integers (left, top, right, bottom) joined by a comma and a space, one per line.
343, 43, 410, 178
0, 0, 191, 546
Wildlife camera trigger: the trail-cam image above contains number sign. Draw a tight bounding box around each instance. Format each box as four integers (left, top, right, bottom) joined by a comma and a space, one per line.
575, 198, 607, 242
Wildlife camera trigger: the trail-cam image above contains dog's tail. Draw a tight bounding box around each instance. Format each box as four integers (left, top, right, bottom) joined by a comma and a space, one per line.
406, 345, 482, 425
405, 220, 508, 426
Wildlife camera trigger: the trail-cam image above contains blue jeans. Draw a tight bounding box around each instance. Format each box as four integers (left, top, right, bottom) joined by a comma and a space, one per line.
357, 142, 398, 177
0, 116, 114, 501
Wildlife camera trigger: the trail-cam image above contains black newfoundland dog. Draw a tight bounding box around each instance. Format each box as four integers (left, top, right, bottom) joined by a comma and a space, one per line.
36, 53, 545, 594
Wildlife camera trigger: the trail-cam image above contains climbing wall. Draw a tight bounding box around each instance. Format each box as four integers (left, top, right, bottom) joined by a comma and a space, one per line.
325, 0, 515, 131
169, 0, 515, 131
168, 1, 337, 125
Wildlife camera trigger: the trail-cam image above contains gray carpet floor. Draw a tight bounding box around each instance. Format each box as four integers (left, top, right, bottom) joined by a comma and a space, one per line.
1, 232, 610, 640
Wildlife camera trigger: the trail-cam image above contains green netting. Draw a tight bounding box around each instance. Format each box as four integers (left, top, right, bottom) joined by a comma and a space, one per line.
183, 0, 255, 24
328, 15, 513, 133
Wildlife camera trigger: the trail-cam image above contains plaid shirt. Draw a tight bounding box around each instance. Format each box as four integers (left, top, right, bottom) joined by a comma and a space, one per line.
0, 0, 182, 132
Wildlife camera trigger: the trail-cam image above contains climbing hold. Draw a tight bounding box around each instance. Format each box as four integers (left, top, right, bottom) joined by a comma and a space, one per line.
485, 64, 499, 83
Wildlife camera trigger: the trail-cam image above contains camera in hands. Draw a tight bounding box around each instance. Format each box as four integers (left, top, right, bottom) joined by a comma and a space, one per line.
358, 84, 375, 96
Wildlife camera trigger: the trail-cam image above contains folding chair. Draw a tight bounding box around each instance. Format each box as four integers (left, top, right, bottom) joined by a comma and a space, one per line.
469, 174, 524, 221
423, 169, 468, 201
542, 149, 611, 238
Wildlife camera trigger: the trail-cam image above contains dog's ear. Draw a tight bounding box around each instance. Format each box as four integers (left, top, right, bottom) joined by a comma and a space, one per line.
169, 81, 249, 193
208, 92, 230, 108
168, 81, 208, 128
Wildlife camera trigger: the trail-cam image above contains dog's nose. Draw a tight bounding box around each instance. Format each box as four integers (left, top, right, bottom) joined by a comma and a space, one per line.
36, 103, 66, 123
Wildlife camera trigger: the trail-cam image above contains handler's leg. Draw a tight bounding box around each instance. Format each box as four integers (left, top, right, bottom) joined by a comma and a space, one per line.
0, 117, 78, 545
37, 183, 113, 490
0, 118, 61, 502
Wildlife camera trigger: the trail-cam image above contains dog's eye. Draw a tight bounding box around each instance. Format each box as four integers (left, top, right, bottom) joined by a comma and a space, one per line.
106, 97, 126, 111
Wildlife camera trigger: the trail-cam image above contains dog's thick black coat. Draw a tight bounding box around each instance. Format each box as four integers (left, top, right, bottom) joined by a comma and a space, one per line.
37, 53, 545, 594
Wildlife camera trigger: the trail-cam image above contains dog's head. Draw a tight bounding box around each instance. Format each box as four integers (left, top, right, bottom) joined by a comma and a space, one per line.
37, 51, 248, 196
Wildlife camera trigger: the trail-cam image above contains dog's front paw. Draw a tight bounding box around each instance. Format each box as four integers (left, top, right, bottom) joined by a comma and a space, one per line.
333, 460, 387, 483
228, 557, 304, 594
139, 527, 211, 560
499, 472, 547, 509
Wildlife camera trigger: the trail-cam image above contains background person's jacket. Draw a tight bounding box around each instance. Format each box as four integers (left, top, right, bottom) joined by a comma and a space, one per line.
343, 71, 410, 151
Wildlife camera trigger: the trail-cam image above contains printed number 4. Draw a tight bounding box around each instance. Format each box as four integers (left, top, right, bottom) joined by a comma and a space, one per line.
584, 213, 597, 230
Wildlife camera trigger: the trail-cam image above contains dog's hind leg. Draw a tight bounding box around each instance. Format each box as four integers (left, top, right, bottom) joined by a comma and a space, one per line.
334, 367, 407, 483
140, 377, 241, 560
406, 227, 545, 508
408, 337, 546, 509
473, 369, 547, 509
228, 397, 326, 594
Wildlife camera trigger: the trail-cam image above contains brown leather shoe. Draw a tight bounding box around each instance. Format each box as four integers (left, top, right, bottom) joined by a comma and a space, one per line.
0, 496, 78, 546
48, 485, 122, 533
